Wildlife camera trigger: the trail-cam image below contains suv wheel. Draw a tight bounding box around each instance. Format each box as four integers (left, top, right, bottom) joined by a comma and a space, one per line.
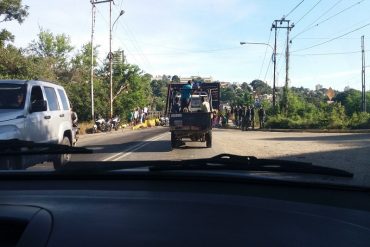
53, 136, 71, 170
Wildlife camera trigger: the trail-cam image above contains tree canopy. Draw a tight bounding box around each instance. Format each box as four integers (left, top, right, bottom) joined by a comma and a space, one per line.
0, 0, 29, 46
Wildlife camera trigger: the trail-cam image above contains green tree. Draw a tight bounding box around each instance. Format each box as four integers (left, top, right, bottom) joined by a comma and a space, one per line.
0, 44, 56, 80
150, 79, 168, 111
335, 89, 362, 116
250, 79, 272, 95
70, 43, 98, 83
0, 0, 29, 46
28, 29, 74, 81
171, 75, 180, 83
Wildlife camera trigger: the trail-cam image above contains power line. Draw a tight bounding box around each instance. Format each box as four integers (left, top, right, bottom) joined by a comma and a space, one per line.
258, 31, 272, 79
292, 0, 365, 40
263, 57, 272, 82
292, 50, 370, 57
285, 0, 305, 18
294, 37, 359, 40
95, 6, 142, 66
295, 0, 322, 26
291, 0, 344, 40
292, 22, 370, 52
112, 3, 153, 70
118, 22, 153, 69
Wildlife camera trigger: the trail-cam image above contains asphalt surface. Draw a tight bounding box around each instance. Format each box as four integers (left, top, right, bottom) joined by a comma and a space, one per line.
29, 126, 370, 186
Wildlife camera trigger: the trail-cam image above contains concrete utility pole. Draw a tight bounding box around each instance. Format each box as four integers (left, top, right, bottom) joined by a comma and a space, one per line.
90, 2, 96, 122
271, 19, 294, 113
361, 35, 366, 112
271, 21, 278, 109
90, 0, 113, 121
109, 0, 113, 118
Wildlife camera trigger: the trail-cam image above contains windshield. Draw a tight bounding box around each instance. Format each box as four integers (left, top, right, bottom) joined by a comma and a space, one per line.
1, 0, 370, 188
0, 83, 27, 110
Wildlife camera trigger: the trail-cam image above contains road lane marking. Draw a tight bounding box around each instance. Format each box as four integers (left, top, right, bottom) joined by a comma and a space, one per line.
102, 132, 168, 161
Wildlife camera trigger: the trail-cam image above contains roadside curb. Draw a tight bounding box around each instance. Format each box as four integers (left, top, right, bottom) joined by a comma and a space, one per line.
233, 128, 370, 133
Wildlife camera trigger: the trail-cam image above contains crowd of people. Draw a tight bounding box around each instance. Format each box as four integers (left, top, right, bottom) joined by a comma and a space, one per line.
211, 105, 266, 130
128, 106, 149, 126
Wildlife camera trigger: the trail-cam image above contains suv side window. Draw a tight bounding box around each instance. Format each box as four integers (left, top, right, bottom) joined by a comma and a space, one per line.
44, 87, 60, 111
30, 86, 44, 103
57, 89, 69, 110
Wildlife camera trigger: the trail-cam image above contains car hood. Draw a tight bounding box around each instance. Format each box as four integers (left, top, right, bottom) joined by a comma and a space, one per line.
0, 109, 25, 123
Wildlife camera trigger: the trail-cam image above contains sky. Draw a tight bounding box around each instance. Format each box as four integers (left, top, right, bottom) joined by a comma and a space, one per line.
4, 0, 370, 91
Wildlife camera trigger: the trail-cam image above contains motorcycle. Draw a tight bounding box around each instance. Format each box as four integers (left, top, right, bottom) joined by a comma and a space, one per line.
111, 116, 120, 131
93, 115, 109, 133
159, 116, 169, 126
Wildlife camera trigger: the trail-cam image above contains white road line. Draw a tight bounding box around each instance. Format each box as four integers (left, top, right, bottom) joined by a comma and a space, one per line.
102, 132, 168, 161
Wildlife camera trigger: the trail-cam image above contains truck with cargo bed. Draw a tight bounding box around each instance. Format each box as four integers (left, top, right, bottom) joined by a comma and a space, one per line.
165, 82, 220, 149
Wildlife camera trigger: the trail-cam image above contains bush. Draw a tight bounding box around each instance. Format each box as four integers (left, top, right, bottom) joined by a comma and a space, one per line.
349, 112, 370, 129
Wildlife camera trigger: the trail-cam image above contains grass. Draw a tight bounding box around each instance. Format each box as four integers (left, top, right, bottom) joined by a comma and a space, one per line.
79, 122, 94, 134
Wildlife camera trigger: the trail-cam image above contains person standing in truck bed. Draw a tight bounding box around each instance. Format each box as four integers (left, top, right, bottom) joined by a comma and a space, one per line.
181, 80, 192, 112
200, 96, 210, 113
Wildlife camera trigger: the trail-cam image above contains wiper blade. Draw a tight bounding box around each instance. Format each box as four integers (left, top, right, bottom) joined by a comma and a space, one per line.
60, 153, 352, 178
0, 139, 92, 155
149, 153, 353, 178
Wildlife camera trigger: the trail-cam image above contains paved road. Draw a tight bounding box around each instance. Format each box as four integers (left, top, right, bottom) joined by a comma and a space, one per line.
34, 127, 370, 186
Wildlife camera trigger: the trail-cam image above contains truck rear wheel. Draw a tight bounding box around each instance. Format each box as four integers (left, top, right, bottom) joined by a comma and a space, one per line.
170, 132, 176, 149
205, 131, 212, 148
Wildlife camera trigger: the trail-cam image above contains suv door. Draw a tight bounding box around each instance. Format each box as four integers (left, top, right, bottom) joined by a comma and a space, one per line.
25, 85, 49, 143
43, 86, 62, 143
56, 88, 73, 140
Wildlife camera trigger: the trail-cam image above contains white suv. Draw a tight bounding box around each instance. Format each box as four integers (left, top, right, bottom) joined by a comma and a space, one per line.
0, 80, 76, 169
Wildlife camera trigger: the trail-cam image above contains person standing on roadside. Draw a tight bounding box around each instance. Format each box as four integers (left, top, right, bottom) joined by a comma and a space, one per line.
250, 106, 255, 130
241, 106, 246, 131
245, 106, 251, 130
134, 108, 139, 125
234, 106, 238, 126
258, 107, 266, 129
237, 106, 242, 128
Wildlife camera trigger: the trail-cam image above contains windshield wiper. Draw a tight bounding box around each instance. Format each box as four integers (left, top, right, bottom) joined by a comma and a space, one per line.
147, 153, 353, 177
60, 153, 352, 178
0, 139, 92, 155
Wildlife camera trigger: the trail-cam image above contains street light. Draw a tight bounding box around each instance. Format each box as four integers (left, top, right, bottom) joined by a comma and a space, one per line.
240, 41, 277, 109
109, 8, 125, 118
240, 42, 274, 51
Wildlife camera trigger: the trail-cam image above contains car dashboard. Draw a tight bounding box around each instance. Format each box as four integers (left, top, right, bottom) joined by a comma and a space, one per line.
1, 173, 370, 247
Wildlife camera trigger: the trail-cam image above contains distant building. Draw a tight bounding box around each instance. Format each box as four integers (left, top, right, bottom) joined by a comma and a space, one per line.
179, 76, 213, 83
315, 84, 323, 91
220, 82, 230, 88
344, 86, 351, 92
257, 94, 273, 102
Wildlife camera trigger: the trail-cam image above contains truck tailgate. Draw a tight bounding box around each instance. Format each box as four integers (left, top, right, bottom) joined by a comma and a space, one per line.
170, 112, 211, 130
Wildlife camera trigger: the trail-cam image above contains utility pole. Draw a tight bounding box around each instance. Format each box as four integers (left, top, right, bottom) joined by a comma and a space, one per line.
271, 20, 278, 110
90, 0, 112, 121
109, 0, 113, 118
361, 35, 366, 112
285, 20, 291, 90
90, 2, 96, 122
271, 18, 294, 114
